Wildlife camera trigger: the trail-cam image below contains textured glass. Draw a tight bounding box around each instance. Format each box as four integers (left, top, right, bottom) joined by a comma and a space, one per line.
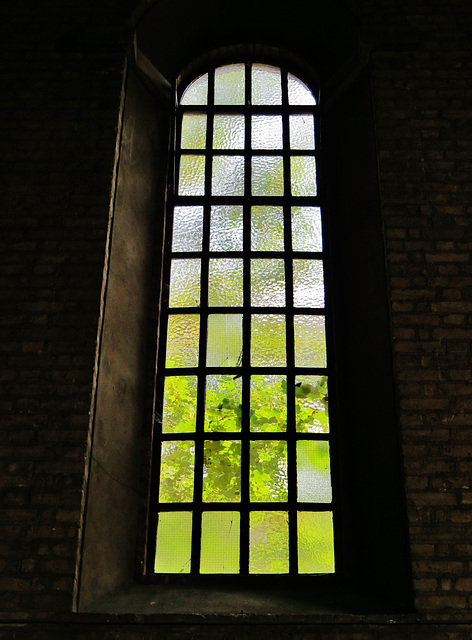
291, 157, 317, 196
172, 206, 204, 252
212, 156, 244, 195
178, 155, 205, 195
207, 314, 242, 367
250, 375, 287, 432
252, 156, 284, 196
166, 315, 199, 368
294, 315, 327, 367
250, 440, 288, 502
200, 511, 240, 573
251, 206, 284, 251
213, 114, 245, 149
209, 259, 243, 307
251, 314, 286, 366
251, 259, 285, 306
210, 205, 243, 252
203, 440, 241, 502
169, 259, 201, 308
155, 512, 192, 573
159, 440, 194, 503
293, 260, 324, 308
162, 376, 197, 433
297, 441, 332, 503
252, 115, 283, 149
215, 64, 245, 105
252, 64, 282, 105
288, 73, 316, 105
249, 511, 289, 574
295, 375, 329, 434
181, 73, 208, 105
205, 375, 242, 432
297, 511, 335, 573
290, 115, 315, 150
292, 207, 322, 252
181, 113, 207, 149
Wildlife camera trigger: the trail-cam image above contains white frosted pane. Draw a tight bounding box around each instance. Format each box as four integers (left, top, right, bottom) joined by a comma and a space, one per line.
215, 64, 245, 105
181, 73, 208, 105
252, 64, 282, 105
209, 258, 243, 307
249, 511, 289, 574
210, 206, 243, 251
166, 315, 200, 368
155, 512, 192, 573
297, 511, 335, 574
251, 314, 286, 366
293, 260, 324, 308
250, 375, 287, 433
252, 156, 284, 196
202, 440, 241, 502
297, 441, 332, 503
207, 314, 242, 367
288, 73, 316, 105
213, 114, 245, 149
291, 157, 317, 196
212, 156, 244, 195
162, 375, 197, 433
251, 206, 284, 251
181, 113, 207, 149
169, 259, 201, 308
159, 440, 194, 503
178, 155, 205, 195
200, 511, 240, 573
172, 206, 204, 252
294, 315, 326, 368
289, 115, 315, 150
292, 207, 322, 252
205, 375, 242, 432
252, 115, 283, 149
251, 259, 285, 306
295, 375, 329, 434
250, 440, 288, 502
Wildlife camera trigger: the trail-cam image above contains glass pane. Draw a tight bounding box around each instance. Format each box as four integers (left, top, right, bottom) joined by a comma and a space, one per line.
181, 113, 207, 149
209, 258, 243, 307
159, 440, 194, 503
250, 440, 288, 502
210, 205, 243, 252
207, 314, 242, 367
294, 315, 326, 367
251, 206, 284, 251
289, 115, 315, 150
297, 511, 335, 573
212, 156, 244, 195
252, 64, 282, 105
213, 114, 245, 149
162, 375, 197, 433
251, 314, 286, 366
250, 375, 286, 432
200, 511, 240, 573
249, 511, 289, 574
181, 73, 208, 105
293, 259, 324, 308
178, 155, 205, 195
288, 73, 316, 105
291, 157, 317, 196
169, 259, 201, 308
295, 375, 329, 433
251, 259, 285, 306
205, 375, 242, 432
202, 440, 241, 502
155, 512, 192, 573
215, 64, 245, 105
297, 441, 332, 503
172, 206, 204, 252
252, 115, 283, 149
166, 315, 200, 368
252, 156, 284, 196
292, 207, 322, 252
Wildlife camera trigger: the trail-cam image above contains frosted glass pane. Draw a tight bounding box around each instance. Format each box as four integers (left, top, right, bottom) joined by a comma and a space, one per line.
252, 64, 282, 105
205, 375, 242, 432
291, 157, 317, 196
209, 259, 243, 307
181, 73, 208, 105
297, 511, 335, 573
202, 440, 241, 502
294, 315, 326, 367
249, 511, 289, 574
252, 115, 283, 149
215, 64, 245, 105
252, 156, 284, 196
251, 206, 284, 251
250, 375, 287, 432
178, 155, 205, 195
210, 205, 243, 252
166, 315, 200, 368
288, 73, 316, 105
289, 115, 315, 150
169, 259, 201, 308
250, 440, 288, 502
292, 207, 322, 252
251, 259, 285, 306
297, 441, 332, 503
295, 375, 329, 433
213, 115, 245, 149
172, 206, 203, 252
293, 260, 324, 308
162, 375, 197, 433
200, 511, 240, 573
181, 113, 207, 149
251, 314, 286, 366
159, 440, 194, 502
207, 314, 242, 367
212, 156, 244, 195
155, 512, 192, 573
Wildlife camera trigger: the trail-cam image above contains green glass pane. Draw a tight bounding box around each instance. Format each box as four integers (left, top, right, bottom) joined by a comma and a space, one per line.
251, 314, 286, 366
207, 314, 242, 367
293, 259, 324, 308
200, 511, 240, 573
295, 375, 329, 433
251, 206, 284, 251
162, 375, 197, 433
250, 375, 287, 432
178, 155, 205, 195
250, 440, 288, 502
181, 113, 207, 149
249, 511, 289, 574
289, 115, 315, 150
205, 375, 242, 432
297, 511, 335, 573
291, 157, 317, 196
181, 74, 208, 105
169, 259, 201, 308
172, 206, 204, 252
292, 207, 322, 252
212, 156, 244, 195
252, 115, 283, 149
252, 156, 284, 196
202, 440, 241, 502
210, 205, 243, 252
294, 315, 326, 368
215, 64, 245, 105
297, 441, 332, 503
209, 258, 243, 307
288, 73, 316, 106
213, 114, 245, 149
159, 440, 194, 503
166, 315, 200, 368
252, 64, 282, 105
251, 259, 285, 307
155, 512, 192, 573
